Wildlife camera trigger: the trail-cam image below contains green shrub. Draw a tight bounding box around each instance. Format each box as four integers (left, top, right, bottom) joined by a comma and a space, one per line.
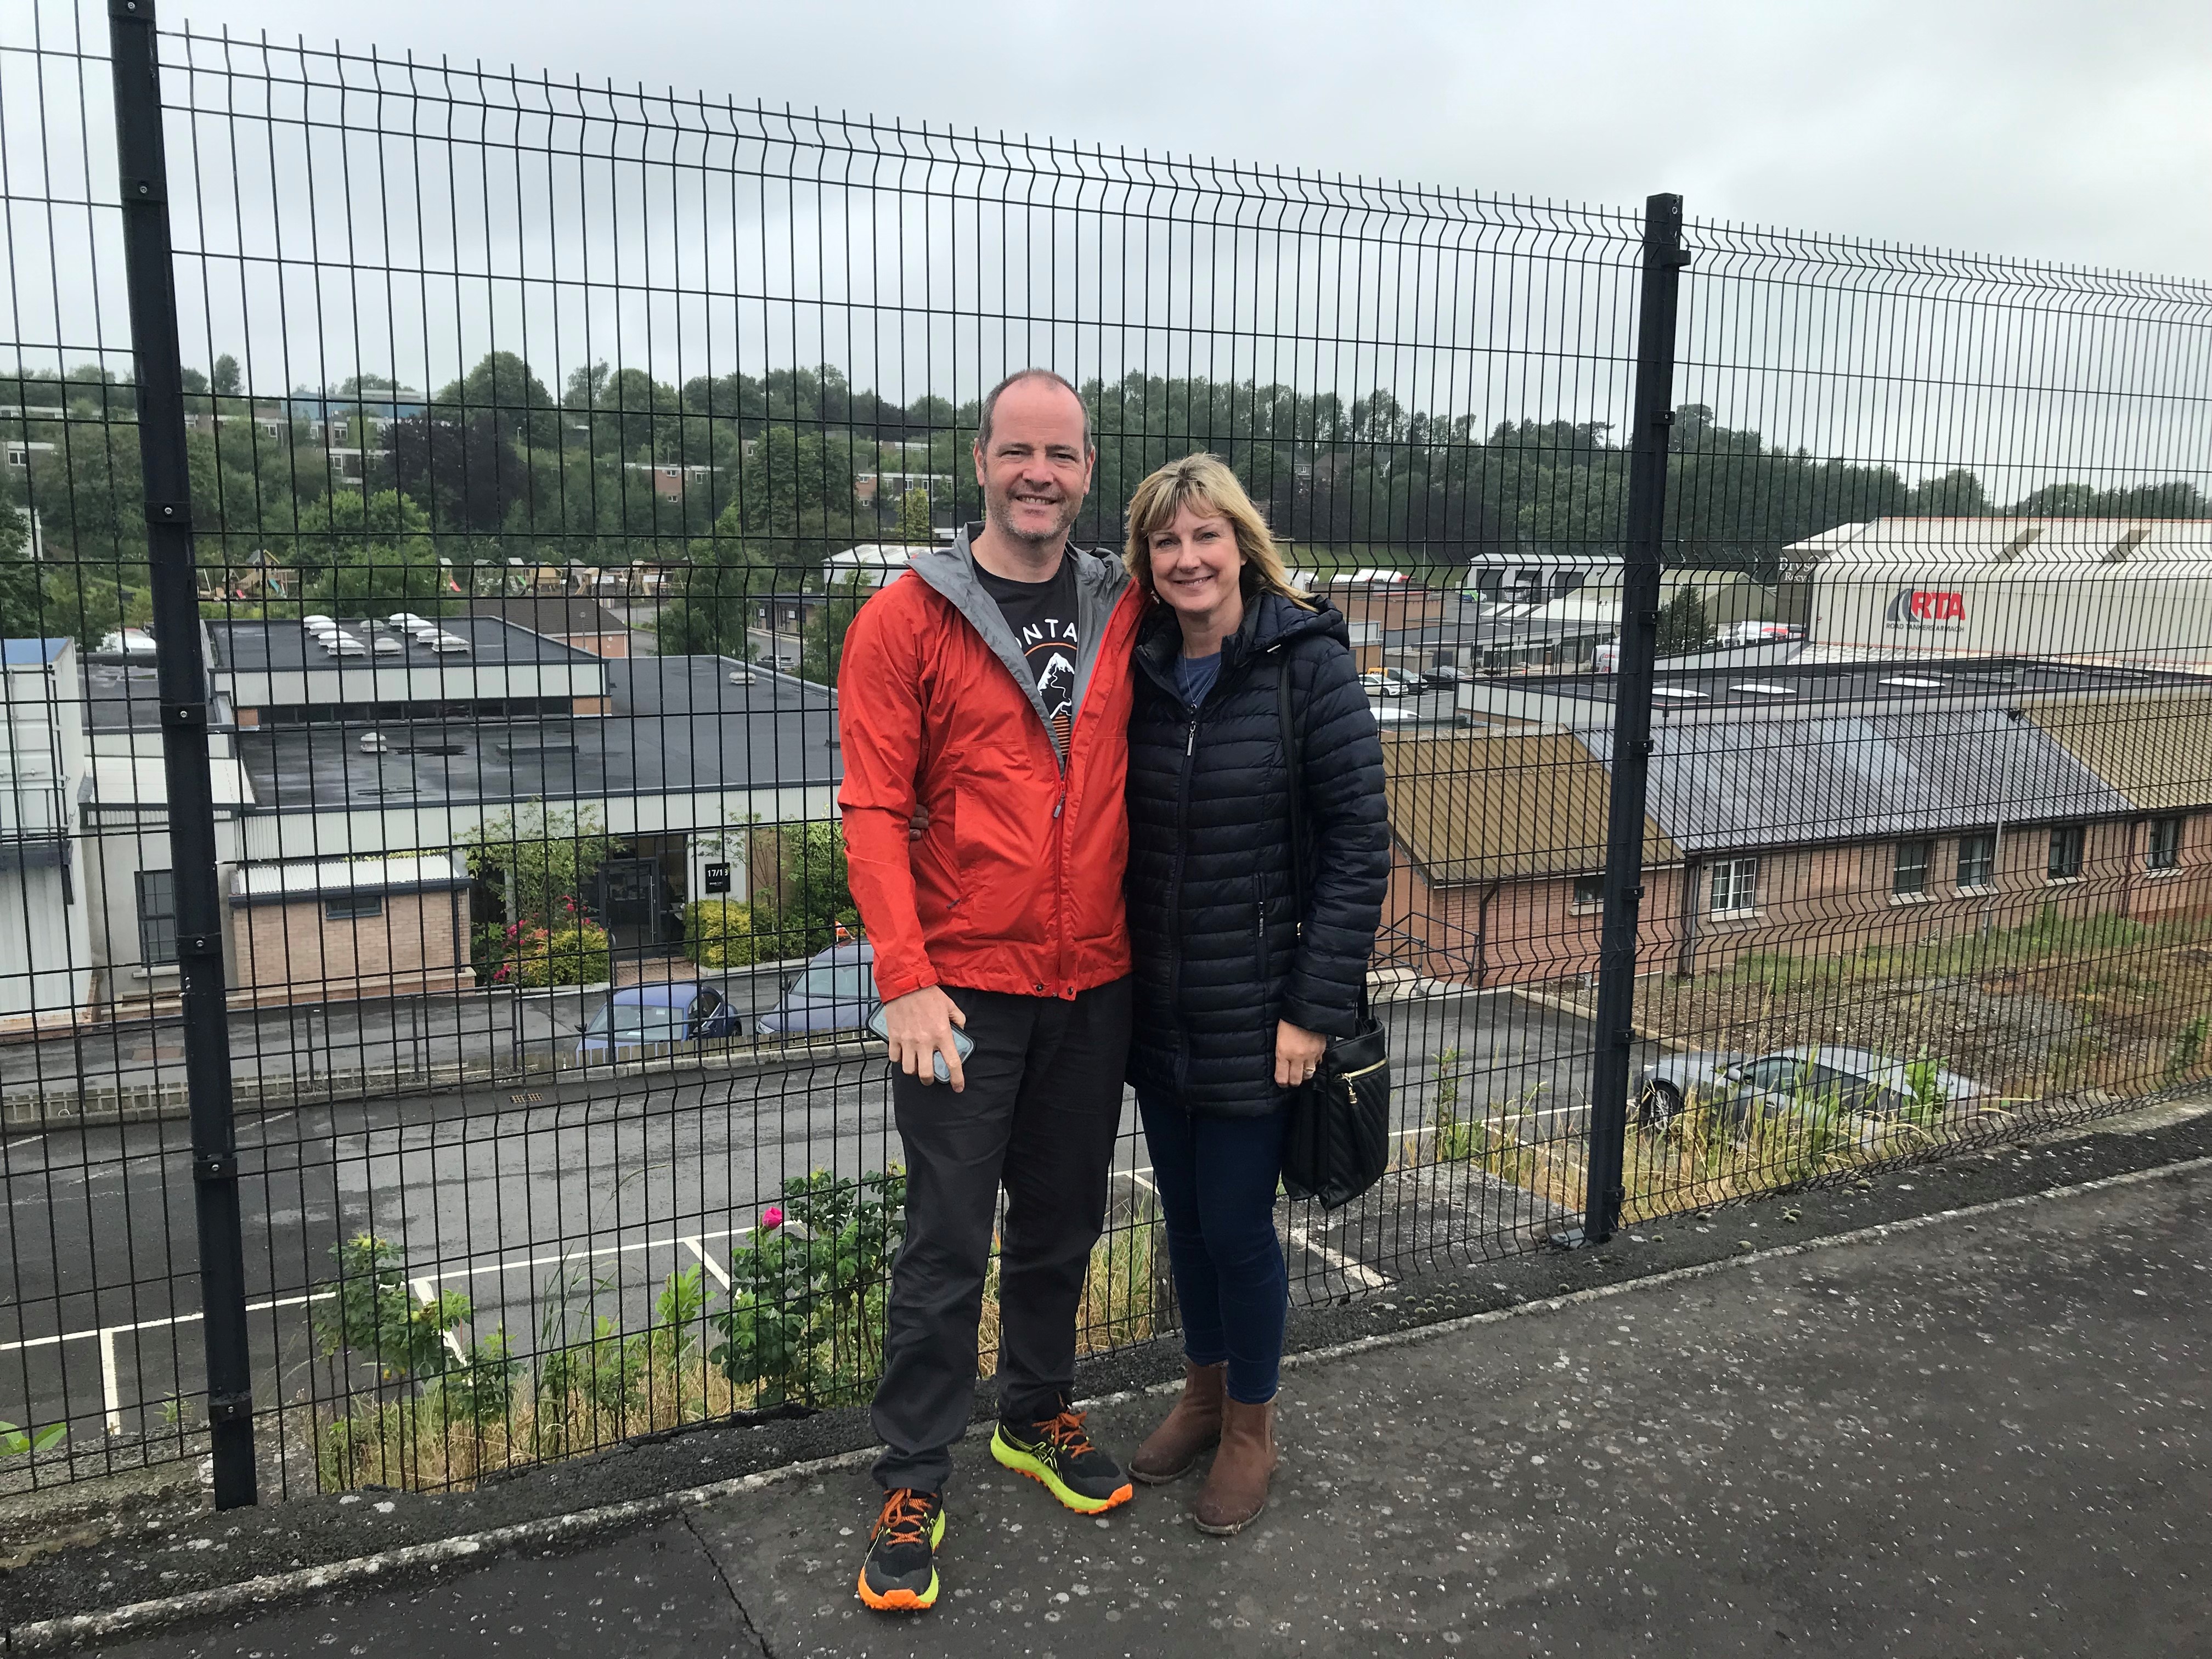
710, 1168, 906, 1408
502, 920, 612, 987
686, 899, 770, 969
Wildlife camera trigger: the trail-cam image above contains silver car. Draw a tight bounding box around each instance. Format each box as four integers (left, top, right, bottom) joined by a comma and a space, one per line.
1638, 1045, 1988, 1130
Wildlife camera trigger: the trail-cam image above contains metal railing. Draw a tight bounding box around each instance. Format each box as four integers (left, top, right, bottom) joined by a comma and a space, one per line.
0, 0, 2208, 1509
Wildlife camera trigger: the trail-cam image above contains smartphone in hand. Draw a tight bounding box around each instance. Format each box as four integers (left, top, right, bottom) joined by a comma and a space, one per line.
864, 1003, 976, 1083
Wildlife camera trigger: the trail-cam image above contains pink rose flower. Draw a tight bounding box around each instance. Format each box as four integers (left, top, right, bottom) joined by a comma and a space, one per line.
761, 1205, 785, 1231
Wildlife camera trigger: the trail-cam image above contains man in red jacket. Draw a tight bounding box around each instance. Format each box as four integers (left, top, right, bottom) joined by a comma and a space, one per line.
837, 369, 1146, 1613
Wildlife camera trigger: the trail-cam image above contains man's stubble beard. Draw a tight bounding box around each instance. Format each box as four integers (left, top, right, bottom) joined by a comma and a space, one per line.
983, 478, 1085, 552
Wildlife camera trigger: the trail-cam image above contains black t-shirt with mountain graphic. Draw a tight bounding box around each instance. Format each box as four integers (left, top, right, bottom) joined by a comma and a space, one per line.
975, 556, 1080, 749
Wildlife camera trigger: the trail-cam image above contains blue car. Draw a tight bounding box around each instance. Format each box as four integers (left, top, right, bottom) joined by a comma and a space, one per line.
576, 983, 741, 1061
753, 942, 877, 1037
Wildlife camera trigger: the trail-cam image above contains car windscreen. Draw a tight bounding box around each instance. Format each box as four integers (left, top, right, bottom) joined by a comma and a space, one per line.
796, 964, 872, 1000
610, 1002, 687, 1041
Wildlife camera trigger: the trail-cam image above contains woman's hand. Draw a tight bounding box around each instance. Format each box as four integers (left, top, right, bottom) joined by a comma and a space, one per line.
1274, 1020, 1327, 1090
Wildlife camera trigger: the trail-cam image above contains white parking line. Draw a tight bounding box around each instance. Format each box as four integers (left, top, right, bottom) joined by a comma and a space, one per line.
1286, 1223, 1391, 1290
1, 1229, 756, 1425
99, 1327, 122, 1435
410, 1279, 469, 1364
679, 1236, 732, 1289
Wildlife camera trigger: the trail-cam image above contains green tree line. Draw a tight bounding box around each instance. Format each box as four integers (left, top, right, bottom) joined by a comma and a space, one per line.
3, 357, 2203, 655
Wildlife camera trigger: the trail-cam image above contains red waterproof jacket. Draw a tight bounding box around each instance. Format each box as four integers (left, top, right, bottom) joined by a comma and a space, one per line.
837, 529, 1144, 1005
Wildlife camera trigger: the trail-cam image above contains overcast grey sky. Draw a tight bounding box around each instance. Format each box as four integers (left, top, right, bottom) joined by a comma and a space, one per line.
155, 0, 2212, 281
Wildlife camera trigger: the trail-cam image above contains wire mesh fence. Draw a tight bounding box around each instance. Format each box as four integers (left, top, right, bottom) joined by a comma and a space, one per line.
1, 0, 2209, 1507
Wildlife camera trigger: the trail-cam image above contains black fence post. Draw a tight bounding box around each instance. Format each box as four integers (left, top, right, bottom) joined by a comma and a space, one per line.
1581, 192, 1688, 1247
108, 0, 258, 1506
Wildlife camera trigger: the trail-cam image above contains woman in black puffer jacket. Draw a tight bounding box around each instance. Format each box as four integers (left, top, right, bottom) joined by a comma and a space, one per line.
1120, 454, 1389, 1535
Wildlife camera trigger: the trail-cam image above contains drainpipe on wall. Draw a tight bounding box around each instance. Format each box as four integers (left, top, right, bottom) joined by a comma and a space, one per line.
1675, 859, 1702, 979
1474, 878, 1500, 989
2123, 817, 2144, 922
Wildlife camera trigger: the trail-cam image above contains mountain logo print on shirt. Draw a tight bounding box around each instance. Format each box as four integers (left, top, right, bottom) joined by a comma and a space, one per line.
1021, 618, 1079, 749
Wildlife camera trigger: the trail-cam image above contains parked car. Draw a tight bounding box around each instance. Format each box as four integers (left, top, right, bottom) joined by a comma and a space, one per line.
1717, 619, 1805, 646
1638, 1045, 1988, 1130
575, 983, 742, 1062
754, 941, 878, 1036
1360, 668, 1420, 698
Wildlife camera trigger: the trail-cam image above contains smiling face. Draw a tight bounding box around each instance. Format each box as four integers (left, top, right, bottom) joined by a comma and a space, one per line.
1147, 503, 1245, 637
972, 377, 1093, 551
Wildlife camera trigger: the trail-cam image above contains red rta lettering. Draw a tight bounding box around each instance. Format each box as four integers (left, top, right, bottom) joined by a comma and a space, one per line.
1903, 589, 1965, 623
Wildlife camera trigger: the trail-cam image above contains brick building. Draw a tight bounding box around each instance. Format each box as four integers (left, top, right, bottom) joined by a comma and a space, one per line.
1385, 662, 2212, 989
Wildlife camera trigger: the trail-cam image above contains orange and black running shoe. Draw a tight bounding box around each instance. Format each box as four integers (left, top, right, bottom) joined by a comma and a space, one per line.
991, 1408, 1134, 1513
857, 1487, 946, 1612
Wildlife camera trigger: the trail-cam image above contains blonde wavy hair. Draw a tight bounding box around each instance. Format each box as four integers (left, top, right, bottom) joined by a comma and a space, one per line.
1122, 453, 1311, 609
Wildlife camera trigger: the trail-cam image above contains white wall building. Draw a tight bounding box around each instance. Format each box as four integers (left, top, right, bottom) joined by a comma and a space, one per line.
1787, 517, 2212, 670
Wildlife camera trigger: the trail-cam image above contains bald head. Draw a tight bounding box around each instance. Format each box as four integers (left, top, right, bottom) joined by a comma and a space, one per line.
976, 368, 1090, 454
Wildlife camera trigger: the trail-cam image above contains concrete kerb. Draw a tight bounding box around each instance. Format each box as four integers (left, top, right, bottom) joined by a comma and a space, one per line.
0, 1033, 879, 1133
10, 1148, 2211, 1656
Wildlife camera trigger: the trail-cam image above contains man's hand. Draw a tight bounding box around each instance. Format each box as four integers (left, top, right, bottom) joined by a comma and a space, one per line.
882, 985, 968, 1091
1274, 1020, 1327, 1090
907, 805, 931, 843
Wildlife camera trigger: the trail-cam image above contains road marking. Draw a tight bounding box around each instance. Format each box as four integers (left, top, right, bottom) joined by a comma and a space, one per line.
99, 1328, 122, 1435
1285, 1223, 1391, 1290
679, 1236, 731, 1289
407, 1226, 755, 1296
411, 1279, 469, 1364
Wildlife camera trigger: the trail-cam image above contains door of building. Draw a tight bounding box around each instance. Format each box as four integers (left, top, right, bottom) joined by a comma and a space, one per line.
598, 857, 662, 951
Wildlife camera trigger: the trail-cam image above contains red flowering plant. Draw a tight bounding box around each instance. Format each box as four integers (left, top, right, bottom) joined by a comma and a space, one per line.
709, 1169, 906, 1408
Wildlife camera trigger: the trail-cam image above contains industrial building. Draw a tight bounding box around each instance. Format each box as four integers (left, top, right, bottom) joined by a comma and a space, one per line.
1783, 516, 2212, 669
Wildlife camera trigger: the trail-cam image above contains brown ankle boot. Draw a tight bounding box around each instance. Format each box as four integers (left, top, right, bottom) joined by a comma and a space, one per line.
1192, 1395, 1277, 1534
1131, 1361, 1225, 1484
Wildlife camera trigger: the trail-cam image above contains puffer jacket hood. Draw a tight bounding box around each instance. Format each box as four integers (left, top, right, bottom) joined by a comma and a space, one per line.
1125, 588, 1391, 1115
1133, 585, 1351, 681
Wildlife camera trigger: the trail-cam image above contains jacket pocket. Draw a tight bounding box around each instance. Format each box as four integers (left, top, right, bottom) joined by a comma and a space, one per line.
1255, 898, 1271, 984
951, 782, 1051, 944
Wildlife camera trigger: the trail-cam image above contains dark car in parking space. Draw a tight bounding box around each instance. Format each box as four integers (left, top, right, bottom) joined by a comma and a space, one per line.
753, 941, 878, 1037
1638, 1045, 1989, 1130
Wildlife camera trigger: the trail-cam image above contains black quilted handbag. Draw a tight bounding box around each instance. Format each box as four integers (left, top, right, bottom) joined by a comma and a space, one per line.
1274, 657, 1391, 1211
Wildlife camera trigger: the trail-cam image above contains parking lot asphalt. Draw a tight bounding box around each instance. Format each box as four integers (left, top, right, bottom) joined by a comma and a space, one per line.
21, 1106, 2212, 1657
3, 986, 1609, 1449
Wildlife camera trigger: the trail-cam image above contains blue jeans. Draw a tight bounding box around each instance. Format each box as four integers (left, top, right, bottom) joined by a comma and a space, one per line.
1137, 1092, 1289, 1404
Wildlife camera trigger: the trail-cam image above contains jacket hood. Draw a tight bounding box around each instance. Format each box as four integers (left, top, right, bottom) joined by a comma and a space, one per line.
906, 523, 1132, 764
1137, 587, 1348, 673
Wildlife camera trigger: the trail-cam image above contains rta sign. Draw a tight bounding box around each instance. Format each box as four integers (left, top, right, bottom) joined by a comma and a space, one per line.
1885, 588, 1967, 628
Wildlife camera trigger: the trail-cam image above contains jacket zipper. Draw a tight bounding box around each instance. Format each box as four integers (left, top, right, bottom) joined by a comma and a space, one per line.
1166, 706, 1200, 1085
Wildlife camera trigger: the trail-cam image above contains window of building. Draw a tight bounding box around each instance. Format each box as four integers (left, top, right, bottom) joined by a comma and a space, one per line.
1957, 831, 1996, 891
1572, 873, 1605, 910
2149, 816, 2185, 872
136, 870, 178, 966
1709, 857, 1759, 917
1892, 839, 1932, 896
2048, 825, 2085, 881
325, 894, 384, 922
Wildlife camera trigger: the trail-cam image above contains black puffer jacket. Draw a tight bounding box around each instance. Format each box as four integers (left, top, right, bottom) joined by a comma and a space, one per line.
1125, 591, 1391, 1116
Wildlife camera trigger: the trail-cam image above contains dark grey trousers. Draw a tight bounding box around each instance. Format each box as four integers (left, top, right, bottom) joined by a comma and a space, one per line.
870, 977, 1131, 1494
